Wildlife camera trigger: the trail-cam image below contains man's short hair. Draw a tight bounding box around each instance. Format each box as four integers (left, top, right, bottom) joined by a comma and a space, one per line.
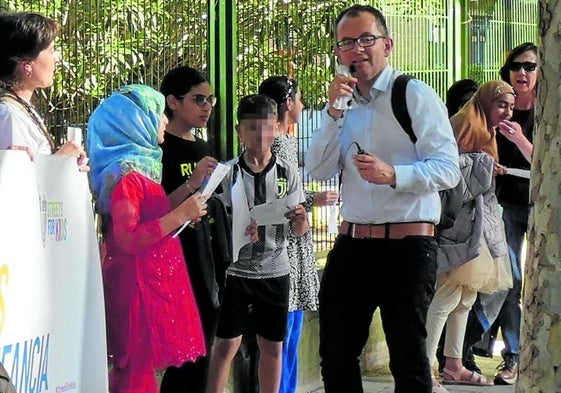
236, 94, 278, 122
334, 5, 388, 38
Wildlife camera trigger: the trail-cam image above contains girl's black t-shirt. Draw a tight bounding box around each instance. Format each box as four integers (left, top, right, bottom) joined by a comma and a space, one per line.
159, 131, 213, 194
159, 131, 226, 309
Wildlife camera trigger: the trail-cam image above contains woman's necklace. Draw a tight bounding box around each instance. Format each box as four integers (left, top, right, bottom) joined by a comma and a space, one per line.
1, 88, 56, 152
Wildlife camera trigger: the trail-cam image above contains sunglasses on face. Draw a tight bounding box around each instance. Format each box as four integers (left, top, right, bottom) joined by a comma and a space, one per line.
180, 94, 217, 107
509, 62, 537, 72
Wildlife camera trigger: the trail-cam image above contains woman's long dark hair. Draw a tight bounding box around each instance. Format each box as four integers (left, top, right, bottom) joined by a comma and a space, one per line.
258, 76, 298, 122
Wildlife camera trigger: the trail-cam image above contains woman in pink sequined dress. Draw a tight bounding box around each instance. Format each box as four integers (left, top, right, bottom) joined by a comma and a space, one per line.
87, 84, 207, 393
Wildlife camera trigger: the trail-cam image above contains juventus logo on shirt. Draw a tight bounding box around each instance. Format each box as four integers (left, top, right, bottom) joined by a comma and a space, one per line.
277, 177, 288, 198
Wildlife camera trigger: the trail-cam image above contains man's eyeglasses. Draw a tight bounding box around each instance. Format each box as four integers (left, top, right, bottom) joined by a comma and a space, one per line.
180, 94, 217, 107
336, 34, 386, 52
509, 62, 537, 72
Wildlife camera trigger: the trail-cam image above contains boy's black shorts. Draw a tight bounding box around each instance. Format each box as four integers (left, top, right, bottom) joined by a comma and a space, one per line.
216, 274, 289, 342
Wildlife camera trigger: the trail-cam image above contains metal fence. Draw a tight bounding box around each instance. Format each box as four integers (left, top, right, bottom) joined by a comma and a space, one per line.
1, 0, 538, 253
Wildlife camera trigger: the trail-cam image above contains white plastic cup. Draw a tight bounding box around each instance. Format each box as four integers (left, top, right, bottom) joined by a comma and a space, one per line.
67, 126, 82, 146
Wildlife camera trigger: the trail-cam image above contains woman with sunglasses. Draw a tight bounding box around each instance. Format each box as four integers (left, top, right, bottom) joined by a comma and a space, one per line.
0, 11, 87, 168
456, 42, 539, 385
460, 42, 537, 386
497, 43, 536, 164
487, 42, 537, 385
158, 66, 221, 393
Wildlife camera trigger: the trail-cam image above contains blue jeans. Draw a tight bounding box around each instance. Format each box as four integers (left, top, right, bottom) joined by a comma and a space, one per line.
319, 235, 437, 393
279, 310, 304, 393
493, 203, 528, 357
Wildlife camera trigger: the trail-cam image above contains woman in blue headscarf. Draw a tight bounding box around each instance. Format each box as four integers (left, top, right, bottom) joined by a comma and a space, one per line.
87, 84, 208, 393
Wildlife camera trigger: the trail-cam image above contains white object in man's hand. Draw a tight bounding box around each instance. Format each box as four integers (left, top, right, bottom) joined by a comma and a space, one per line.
332, 64, 356, 110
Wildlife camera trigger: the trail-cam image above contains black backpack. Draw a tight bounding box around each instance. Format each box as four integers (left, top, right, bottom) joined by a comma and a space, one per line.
391, 74, 463, 231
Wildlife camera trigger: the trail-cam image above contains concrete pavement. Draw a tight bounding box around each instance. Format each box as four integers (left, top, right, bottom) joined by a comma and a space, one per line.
307, 377, 515, 393
301, 339, 514, 393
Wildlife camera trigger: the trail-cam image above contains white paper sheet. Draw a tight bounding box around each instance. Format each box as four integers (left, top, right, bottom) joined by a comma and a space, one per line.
506, 167, 530, 179
173, 162, 231, 237
249, 191, 301, 225
200, 162, 231, 197
328, 204, 340, 234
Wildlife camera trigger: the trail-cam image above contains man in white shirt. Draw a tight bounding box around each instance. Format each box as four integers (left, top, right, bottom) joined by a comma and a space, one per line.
305, 5, 460, 393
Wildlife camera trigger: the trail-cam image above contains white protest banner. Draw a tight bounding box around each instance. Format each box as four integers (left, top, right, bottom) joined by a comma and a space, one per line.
0, 151, 108, 393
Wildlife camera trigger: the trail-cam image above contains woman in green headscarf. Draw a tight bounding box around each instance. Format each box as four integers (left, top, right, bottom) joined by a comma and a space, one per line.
87, 84, 207, 393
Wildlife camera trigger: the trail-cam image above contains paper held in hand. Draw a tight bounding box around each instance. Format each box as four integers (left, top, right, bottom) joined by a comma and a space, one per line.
249, 191, 301, 225
172, 162, 231, 237
506, 167, 530, 179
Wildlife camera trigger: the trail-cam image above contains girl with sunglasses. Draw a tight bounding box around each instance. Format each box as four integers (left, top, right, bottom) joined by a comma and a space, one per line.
158, 66, 221, 393
159, 65, 218, 204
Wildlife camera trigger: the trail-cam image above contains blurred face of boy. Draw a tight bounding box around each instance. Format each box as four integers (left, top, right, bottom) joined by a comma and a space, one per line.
237, 114, 278, 154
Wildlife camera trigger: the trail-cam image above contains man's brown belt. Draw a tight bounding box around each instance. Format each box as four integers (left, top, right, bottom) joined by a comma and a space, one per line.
339, 221, 435, 239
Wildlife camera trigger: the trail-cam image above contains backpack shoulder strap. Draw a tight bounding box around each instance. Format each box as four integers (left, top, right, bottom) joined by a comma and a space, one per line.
391, 74, 416, 144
